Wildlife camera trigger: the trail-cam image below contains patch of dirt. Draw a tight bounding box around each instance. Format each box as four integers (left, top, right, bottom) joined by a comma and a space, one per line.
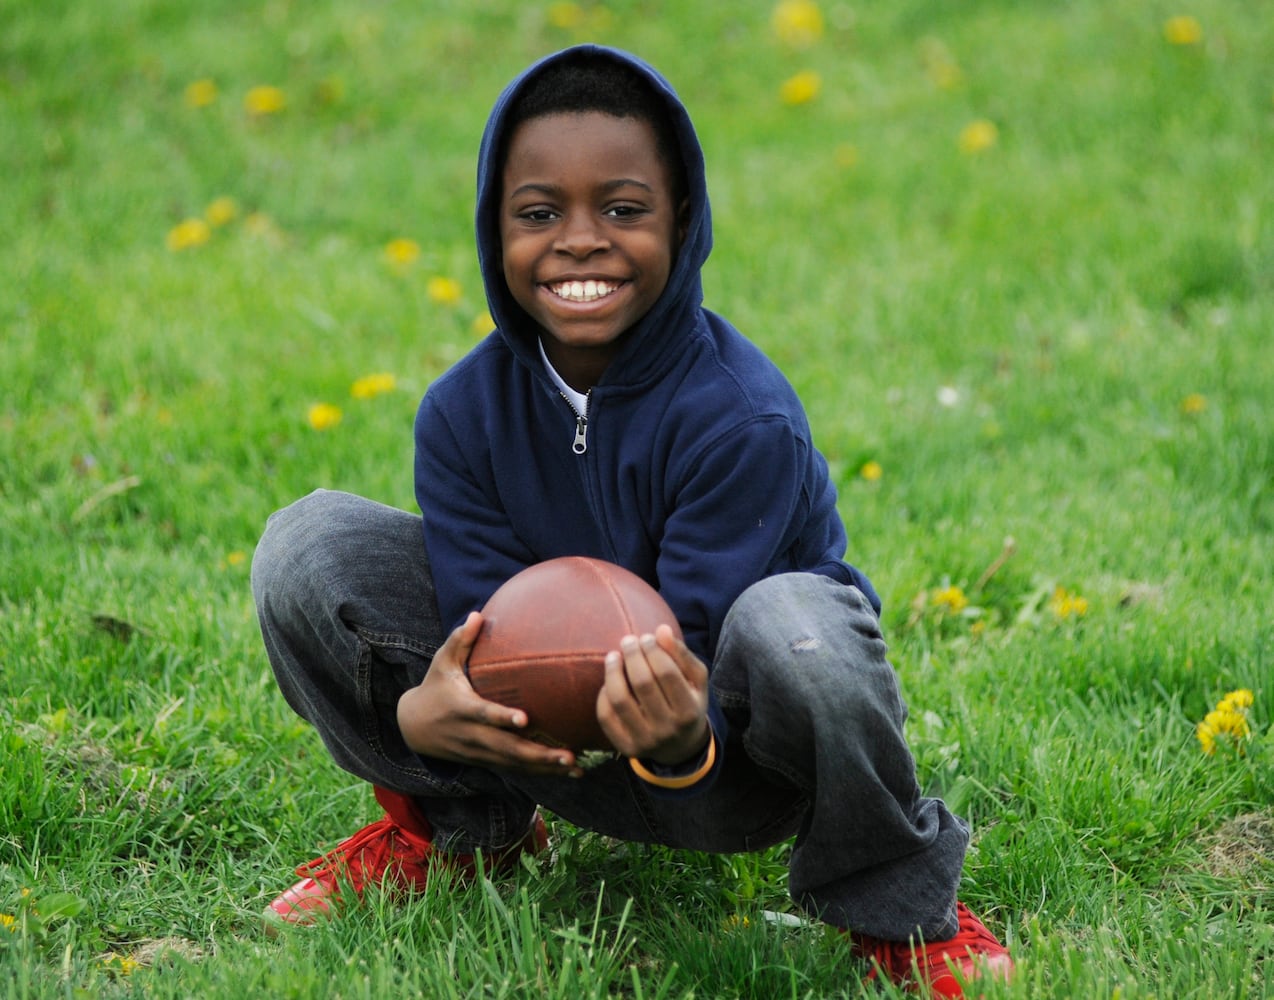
1203, 811, 1274, 888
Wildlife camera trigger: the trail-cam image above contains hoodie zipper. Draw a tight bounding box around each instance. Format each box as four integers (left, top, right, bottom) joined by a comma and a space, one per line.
560, 391, 590, 455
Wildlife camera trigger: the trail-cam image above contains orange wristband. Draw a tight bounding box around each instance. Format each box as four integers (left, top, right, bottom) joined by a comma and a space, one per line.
628, 730, 717, 790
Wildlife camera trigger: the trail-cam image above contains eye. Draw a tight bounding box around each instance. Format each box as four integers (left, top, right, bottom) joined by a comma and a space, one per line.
518, 207, 559, 224
604, 203, 649, 220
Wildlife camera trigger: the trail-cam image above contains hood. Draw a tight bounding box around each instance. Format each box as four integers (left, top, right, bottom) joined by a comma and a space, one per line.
474, 45, 713, 387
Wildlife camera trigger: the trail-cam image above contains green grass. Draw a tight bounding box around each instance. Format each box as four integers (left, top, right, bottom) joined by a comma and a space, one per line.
2, 0, 1272, 996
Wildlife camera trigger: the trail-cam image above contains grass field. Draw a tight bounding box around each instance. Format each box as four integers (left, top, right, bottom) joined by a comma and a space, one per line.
2, 0, 1272, 996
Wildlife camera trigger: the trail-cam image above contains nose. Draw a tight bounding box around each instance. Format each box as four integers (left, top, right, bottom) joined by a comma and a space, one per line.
554, 211, 610, 258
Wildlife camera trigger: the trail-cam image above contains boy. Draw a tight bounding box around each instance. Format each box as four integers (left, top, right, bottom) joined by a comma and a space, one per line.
251, 45, 1012, 996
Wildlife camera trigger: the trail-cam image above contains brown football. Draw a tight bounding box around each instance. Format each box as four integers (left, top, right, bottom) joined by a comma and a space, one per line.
467, 557, 682, 751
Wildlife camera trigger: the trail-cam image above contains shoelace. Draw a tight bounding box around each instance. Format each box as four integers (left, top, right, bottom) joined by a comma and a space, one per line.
294, 814, 433, 887
856, 904, 1000, 981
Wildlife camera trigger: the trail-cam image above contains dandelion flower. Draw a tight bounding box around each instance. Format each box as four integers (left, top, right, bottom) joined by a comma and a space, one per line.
472, 310, 494, 336
932, 585, 969, 614
1048, 586, 1089, 619
204, 196, 239, 227
772, 0, 825, 48
224, 550, 247, 567
384, 237, 421, 268
98, 954, 141, 976
1197, 689, 1254, 754
1180, 392, 1207, 415
859, 459, 883, 482
547, 2, 585, 30
307, 402, 343, 431
184, 78, 218, 108
245, 85, 287, 116
779, 70, 822, 106
428, 276, 463, 306
958, 119, 998, 155
166, 218, 211, 252
351, 373, 397, 399
1163, 15, 1203, 46
0, 913, 16, 932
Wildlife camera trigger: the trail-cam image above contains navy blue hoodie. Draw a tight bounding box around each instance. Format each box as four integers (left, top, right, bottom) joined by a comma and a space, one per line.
414, 46, 879, 781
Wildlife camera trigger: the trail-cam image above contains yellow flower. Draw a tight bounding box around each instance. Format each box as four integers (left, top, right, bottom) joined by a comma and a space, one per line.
779, 70, 822, 106
958, 119, 998, 155
245, 85, 287, 116
1048, 586, 1088, 619
307, 402, 343, 431
1180, 392, 1207, 415
772, 0, 825, 48
1163, 15, 1203, 46
0, 913, 16, 932
547, 2, 585, 29
184, 78, 218, 108
204, 196, 239, 227
351, 373, 397, 399
166, 218, 211, 252
1220, 688, 1254, 711
1197, 688, 1255, 754
99, 953, 141, 976
428, 276, 463, 306
472, 310, 495, 336
932, 585, 969, 614
384, 238, 421, 270
859, 459, 883, 482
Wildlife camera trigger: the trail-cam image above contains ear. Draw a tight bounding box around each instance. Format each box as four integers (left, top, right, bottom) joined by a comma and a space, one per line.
676, 198, 691, 246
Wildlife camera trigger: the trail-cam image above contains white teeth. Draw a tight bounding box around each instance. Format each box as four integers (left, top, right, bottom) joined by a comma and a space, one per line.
551, 280, 616, 302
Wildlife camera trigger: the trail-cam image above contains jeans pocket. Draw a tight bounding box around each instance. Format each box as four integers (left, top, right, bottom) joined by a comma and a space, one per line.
354, 630, 474, 796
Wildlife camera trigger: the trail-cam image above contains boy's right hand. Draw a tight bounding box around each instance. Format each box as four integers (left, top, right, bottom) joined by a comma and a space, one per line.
396, 611, 583, 777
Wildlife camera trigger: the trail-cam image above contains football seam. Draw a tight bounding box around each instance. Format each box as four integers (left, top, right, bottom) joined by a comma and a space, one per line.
586, 557, 639, 635
470, 652, 610, 668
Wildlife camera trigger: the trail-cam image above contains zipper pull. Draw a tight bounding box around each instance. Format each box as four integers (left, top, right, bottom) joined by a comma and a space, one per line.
572, 413, 588, 455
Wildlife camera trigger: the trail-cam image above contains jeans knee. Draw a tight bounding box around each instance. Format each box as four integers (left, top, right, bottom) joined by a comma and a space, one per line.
717, 573, 897, 722
251, 490, 345, 609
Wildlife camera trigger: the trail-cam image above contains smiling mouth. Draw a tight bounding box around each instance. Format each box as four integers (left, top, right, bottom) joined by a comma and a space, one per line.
547, 279, 621, 303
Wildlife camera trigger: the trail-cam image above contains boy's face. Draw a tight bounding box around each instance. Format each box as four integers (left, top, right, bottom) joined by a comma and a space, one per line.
500, 111, 685, 391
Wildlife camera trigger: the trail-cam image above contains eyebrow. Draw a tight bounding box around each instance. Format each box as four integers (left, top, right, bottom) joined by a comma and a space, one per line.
509, 178, 656, 199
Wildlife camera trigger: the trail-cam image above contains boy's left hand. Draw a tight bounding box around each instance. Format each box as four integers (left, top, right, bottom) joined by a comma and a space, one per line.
597, 624, 710, 765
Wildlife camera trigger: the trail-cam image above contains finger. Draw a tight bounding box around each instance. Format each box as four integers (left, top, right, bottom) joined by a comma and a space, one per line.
455, 727, 581, 777
652, 625, 709, 696
437, 612, 533, 730
619, 633, 673, 713
598, 649, 648, 755
446, 610, 484, 661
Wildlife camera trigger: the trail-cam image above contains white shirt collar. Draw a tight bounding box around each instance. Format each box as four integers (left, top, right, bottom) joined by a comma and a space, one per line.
538, 338, 589, 415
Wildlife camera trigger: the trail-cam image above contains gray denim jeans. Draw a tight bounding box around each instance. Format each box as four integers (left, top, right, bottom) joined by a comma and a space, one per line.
251, 489, 968, 940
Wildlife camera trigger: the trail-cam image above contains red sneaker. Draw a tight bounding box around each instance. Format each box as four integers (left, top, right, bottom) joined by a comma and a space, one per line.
851, 902, 1013, 997
265, 786, 549, 926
